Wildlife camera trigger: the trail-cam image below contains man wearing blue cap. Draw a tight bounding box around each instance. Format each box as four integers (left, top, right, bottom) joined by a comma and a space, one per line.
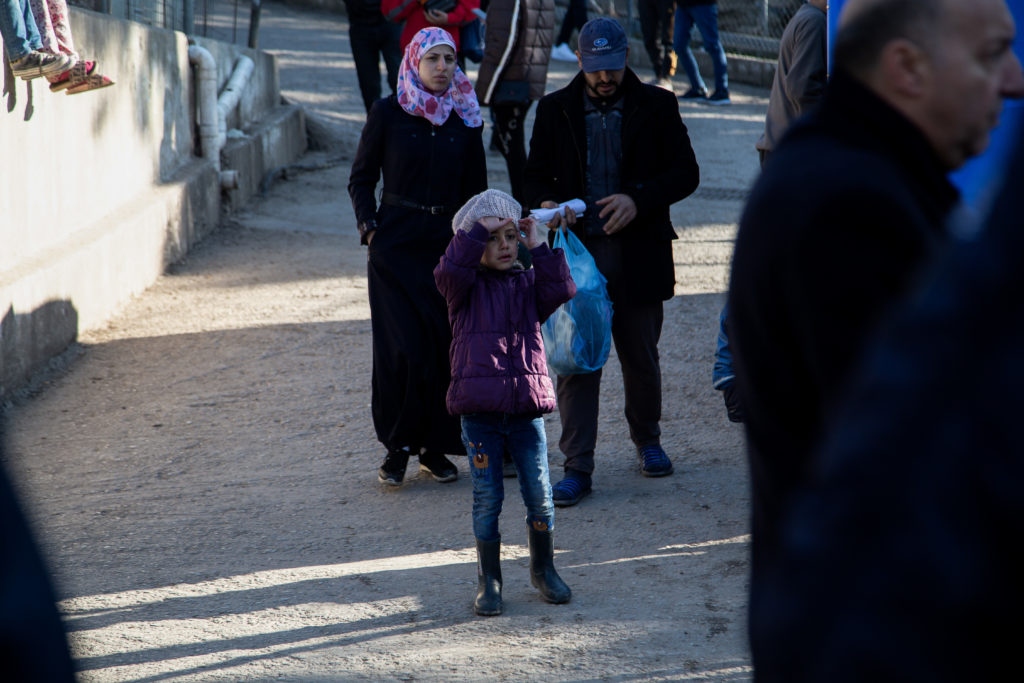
524, 16, 700, 506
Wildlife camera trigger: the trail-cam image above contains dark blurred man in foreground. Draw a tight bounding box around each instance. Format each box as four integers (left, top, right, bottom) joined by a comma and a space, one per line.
727, 0, 1024, 675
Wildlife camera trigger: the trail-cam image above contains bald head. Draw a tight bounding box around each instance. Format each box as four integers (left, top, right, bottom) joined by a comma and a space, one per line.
834, 0, 943, 78
834, 0, 1024, 170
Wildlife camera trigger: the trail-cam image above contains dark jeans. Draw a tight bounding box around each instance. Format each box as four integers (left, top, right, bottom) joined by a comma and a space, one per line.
556, 0, 587, 45
492, 102, 530, 204
638, 0, 675, 79
350, 21, 402, 114
556, 299, 664, 474
674, 3, 729, 94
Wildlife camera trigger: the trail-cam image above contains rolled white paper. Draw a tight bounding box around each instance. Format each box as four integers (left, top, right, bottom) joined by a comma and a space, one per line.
529, 198, 586, 223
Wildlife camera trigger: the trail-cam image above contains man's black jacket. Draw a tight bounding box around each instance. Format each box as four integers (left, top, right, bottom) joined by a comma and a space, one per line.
728, 71, 961, 678
523, 68, 699, 304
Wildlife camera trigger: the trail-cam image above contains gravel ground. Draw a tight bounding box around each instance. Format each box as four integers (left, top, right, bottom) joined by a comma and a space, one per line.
2, 2, 765, 679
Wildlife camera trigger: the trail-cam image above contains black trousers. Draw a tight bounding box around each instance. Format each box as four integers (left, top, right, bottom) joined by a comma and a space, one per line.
492, 102, 530, 204
350, 21, 402, 114
556, 298, 664, 474
556, 0, 588, 45
638, 0, 675, 79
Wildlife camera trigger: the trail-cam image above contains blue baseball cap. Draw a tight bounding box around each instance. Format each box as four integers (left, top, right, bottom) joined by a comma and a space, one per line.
577, 17, 628, 73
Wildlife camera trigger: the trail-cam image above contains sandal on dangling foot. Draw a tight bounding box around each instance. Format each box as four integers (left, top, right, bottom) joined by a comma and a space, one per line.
66, 70, 115, 95
49, 59, 95, 92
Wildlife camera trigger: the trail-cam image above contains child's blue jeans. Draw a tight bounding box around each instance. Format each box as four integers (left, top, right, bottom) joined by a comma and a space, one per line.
461, 413, 555, 542
0, 0, 42, 61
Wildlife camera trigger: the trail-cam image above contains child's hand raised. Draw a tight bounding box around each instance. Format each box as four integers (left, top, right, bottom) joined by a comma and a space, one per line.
517, 217, 543, 250
479, 216, 517, 233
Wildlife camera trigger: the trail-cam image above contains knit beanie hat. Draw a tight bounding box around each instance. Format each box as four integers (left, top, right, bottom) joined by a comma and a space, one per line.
452, 189, 522, 234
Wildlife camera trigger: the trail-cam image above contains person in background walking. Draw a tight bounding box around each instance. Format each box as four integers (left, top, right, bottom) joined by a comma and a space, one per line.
712, 0, 826, 424
434, 189, 576, 616
348, 27, 487, 487
344, 0, 401, 113
550, 0, 586, 61
674, 0, 730, 104
754, 0, 827, 167
638, 0, 676, 90
382, 0, 480, 66
474, 0, 555, 203
524, 17, 699, 506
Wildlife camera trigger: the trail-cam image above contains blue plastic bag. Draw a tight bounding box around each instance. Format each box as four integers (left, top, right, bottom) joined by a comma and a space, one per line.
542, 229, 613, 375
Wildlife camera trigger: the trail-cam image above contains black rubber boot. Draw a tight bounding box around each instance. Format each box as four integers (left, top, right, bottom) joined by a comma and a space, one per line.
474, 537, 503, 616
528, 526, 571, 604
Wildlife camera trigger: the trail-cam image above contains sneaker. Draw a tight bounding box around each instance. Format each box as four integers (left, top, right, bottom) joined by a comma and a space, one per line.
637, 444, 674, 477
550, 43, 578, 62
552, 471, 592, 507
419, 451, 458, 483
11, 51, 72, 80
502, 453, 518, 478
378, 449, 410, 486
679, 87, 708, 100
705, 89, 731, 105
654, 77, 674, 92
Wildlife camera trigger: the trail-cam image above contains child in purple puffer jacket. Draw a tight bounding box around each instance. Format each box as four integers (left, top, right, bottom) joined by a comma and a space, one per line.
434, 189, 576, 616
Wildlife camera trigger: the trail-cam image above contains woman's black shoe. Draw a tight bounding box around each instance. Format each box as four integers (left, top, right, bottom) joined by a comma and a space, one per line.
378, 449, 410, 486
419, 451, 458, 483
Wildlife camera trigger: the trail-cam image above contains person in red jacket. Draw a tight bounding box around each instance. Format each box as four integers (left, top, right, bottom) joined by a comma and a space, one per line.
382, 0, 480, 66
434, 189, 576, 617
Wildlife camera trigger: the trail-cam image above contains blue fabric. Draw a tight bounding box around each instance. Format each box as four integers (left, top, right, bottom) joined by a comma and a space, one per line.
461, 18, 484, 63
712, 303, 735, 389
0, 0, 42, 61
673, 3, 728, 94
462, 413, 554, 541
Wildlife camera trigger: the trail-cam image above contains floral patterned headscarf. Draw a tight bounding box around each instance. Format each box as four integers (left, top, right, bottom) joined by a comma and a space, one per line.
397, 27, 483, 128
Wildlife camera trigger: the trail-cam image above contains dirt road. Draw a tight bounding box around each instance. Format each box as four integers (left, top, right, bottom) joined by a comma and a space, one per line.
3, 2, 762, 679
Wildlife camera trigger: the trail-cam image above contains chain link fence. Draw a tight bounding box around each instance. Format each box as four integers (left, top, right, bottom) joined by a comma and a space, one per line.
717, 0, 803, 58
68, 0, 259, 41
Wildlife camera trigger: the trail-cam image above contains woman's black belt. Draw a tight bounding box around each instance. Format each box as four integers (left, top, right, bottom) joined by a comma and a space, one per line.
381, 192, 455, 215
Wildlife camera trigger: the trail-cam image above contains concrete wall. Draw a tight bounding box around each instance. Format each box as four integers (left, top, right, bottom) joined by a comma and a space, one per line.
0, 8, 307, 400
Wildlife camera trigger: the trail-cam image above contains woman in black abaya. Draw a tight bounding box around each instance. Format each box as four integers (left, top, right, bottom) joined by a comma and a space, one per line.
348, 27, 487, 486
